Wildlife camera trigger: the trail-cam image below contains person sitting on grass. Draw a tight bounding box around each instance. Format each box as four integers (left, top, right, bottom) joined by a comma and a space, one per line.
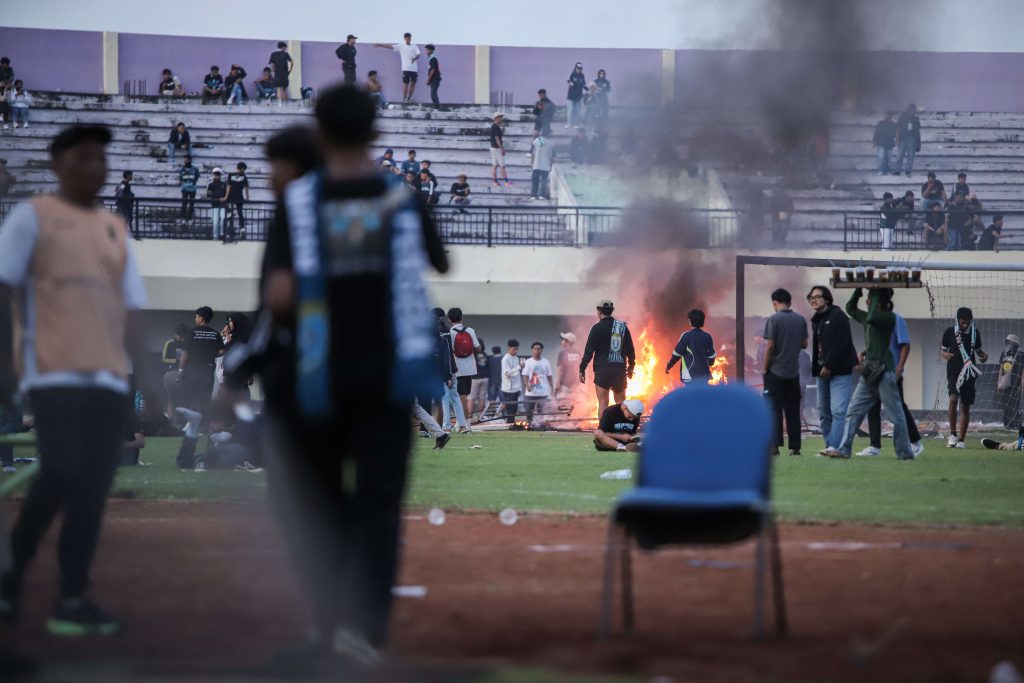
593, 399, 644, 452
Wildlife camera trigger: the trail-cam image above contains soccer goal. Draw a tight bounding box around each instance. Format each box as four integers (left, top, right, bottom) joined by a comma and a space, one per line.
734, 255, 1024, 430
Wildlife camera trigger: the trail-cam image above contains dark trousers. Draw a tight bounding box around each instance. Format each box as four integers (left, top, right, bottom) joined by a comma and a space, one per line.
181, 369, 215, 416
531, 170, 550, 198
342, 65, 357, 86
2, 388, 126, 600
502, 390, 520, 424
429, 78, 441, 106
764, 373, 802, 451
267, 404, 412, 646
181, 191, 196, 220
866, 375, 920, 447
116, 204, 135, 237
226, 201, 245, 239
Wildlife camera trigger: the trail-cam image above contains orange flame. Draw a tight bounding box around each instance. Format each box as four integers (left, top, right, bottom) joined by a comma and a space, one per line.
709, 355, 729, 386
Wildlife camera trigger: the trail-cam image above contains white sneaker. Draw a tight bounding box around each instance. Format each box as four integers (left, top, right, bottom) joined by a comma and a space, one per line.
2, 465, 16, 474
946, 434, 959, 448
954, 441, 966, 449
911, 441, 925, 457
856, 446, 881, 457
22, 122, 28, 128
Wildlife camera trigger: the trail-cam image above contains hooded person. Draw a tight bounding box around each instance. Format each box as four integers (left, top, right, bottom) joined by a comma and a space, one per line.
941, 306, 988, 448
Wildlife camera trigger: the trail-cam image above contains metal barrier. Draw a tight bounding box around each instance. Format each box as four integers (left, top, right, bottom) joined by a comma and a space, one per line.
843, 208, 1016, 251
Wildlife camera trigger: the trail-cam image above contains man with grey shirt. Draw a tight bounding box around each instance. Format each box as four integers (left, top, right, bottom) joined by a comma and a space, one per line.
762, 288, 808, 455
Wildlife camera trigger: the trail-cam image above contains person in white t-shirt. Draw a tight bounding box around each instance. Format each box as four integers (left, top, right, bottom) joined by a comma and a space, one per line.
521, 342, 554, 427
375, 32, 421, 102
446, 307, 478, 431
501, 339, 523, 424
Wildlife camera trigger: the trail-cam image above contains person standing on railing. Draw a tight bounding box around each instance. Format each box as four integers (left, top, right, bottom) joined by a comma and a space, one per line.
178, 156, 200, 226
114, 170, 135, 237
225, 162, 249, 243
206, 168, 228, 240
594, 69, 611, 121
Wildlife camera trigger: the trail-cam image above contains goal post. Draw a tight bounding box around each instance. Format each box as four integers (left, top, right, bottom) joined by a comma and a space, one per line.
735, 255, 1024, 429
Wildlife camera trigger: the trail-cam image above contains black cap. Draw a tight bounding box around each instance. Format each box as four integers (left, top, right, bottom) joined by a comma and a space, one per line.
49, 125, 112, 159
385, 148, 394, 154
347, 34, 357, 40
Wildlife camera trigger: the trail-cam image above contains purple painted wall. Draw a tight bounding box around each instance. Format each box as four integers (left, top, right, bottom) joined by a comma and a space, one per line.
490, 47, 662, 105
856, 52, 1024, 113
119, 33, 278, 95
302, 41, 476, 103
0, 27, 102, 92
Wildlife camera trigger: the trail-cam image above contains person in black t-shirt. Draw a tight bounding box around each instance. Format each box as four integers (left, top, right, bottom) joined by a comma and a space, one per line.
225, 162, 250, 242
225, 64, 247, 105
269, 41, 293, 103
114, 170, 135, 234
952, 172, 969, 200
177, 306, 225, 419
922, 201, 946, 250
977, 214, 1003, 252
941, 307, 988, 448
489, 113, 510, 187
920, 172, 946, 210
533, 89, 555, 136
167, 122, 191, 164
202, 66, 225, 104
593, 399, 643, 452
944, 192, 967, 250
418, 169, 438, 205
178, 155, 200, 223
337, 34, 358, 85
425, 44, 441, 107
206, 169, 229, 240
449, 174, 471, 212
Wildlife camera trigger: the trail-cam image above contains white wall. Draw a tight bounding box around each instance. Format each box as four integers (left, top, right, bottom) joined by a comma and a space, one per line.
5, 0, 1024, 52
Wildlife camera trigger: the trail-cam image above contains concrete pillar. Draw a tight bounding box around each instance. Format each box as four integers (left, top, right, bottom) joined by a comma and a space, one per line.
474, 45, 490, 105
102, 32, 119, 95
287, 40, 302, 100
661, 49, 675, 105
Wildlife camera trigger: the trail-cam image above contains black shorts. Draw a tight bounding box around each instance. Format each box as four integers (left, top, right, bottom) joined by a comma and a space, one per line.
402, 70, 418, 84
456, 376, 472, 396
948, 375, 977, 406
275, 75, 289, 89
594, 367, 628, 393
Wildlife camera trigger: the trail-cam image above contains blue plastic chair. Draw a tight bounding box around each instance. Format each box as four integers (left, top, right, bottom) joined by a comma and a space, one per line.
597, 383, 787, 640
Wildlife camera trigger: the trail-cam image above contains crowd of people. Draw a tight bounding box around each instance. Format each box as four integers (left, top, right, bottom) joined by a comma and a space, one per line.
0, 57, 32, 130
157, 42, 293, 106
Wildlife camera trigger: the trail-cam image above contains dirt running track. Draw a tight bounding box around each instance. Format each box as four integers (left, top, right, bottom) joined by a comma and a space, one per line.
2, 500, 1023, 682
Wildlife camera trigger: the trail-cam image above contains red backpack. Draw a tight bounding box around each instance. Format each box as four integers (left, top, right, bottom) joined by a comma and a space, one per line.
452, 327, 474, 358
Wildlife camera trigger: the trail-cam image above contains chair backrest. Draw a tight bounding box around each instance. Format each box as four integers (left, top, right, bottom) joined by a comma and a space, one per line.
638, 384, 773, 496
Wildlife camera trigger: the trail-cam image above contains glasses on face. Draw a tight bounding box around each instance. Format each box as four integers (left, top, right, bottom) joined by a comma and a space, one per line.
807, 295, 824, 302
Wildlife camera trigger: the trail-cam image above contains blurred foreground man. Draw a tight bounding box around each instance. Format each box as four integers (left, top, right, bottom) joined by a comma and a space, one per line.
259, 85, 448, 668
0, 126, 147, 634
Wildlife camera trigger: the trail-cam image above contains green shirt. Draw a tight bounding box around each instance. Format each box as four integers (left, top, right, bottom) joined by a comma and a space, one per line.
845, 289, 896, 372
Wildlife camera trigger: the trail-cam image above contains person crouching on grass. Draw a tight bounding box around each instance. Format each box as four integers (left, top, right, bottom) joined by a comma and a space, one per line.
594, 399, 644, 452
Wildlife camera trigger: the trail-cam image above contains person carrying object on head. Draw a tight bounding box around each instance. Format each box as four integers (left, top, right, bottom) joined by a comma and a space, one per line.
579, 299, 636, 418
593, 399, 643, 452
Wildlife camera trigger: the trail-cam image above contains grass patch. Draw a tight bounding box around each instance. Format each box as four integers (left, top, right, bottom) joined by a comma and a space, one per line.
3, 431, 1024, 527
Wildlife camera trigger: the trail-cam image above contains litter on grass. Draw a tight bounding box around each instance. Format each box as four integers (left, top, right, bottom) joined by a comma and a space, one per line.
600, 468, 632, 480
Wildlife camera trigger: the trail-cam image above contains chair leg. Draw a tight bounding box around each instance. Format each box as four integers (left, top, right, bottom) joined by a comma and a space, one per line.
769, 515, 788, 637
752, 522, 767, 640
597, 515, 618, 641
620, 527, 635, 634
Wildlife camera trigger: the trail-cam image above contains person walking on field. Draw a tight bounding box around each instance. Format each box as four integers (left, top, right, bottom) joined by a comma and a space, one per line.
0, 125, 148, 636
375, 33, 420, 102
762, 288, 808, 456
807, 285, 857, 454
489, 113, 511, 187
664, 309, 716, 385
941, 307, 988, 449
579, 300, 636, 418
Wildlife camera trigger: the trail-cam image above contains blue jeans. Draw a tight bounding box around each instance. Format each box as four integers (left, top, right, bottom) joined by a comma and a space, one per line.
945, 228, 962, 251
10, 107, 29, 124
567, 99, 582, 127
370, 92, 388, 109
228, 83, 244, 104
816, 374, 853, 449
894, 139, 916, 174
441, 382, 468, 429
875, 145, 891, 174
167, 143, 191, 163
255, 82, 274, 99
838, 370, 912, 458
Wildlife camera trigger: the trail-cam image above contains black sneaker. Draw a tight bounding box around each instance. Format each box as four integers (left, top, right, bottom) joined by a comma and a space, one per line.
434, 433, 451, 450
47, 597, 123, 636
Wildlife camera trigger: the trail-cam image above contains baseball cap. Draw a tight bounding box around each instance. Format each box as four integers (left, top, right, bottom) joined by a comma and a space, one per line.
347, 34, 357, 40
597, 299, 614, 310
560, 332, 577, 345
623, 399, 644, 416
212, 167, 223, 175
1007, 334, 1020, 344
381, 160, 393, 167
492, 112, 504, 120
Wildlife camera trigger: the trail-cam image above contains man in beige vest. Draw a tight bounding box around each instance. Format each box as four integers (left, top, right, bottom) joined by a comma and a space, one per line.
0, 125, 147, 636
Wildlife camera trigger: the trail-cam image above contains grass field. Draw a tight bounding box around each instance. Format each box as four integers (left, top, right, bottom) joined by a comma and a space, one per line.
6, 430, 1023, 527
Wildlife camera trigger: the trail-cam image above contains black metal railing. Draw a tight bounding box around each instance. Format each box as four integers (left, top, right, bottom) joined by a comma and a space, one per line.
843, 208, 1015, 251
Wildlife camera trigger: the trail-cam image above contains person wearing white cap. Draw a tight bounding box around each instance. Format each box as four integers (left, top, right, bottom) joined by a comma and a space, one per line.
205, 168, 229, 240
996, 333, 1024, 429
488, 113, 511, 188
555, 332, 581, 399
593, 399, 643, 452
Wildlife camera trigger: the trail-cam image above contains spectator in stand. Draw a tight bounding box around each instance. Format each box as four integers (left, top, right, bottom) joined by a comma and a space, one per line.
570, 127, 588, 164
468, 340, 490, 421
178, 155, 200, 225
521, 342, 554, 427
447, 307, 479, 426
872, 111, 896, 175
420, 159, 437, 183
425, 44, 441, 107
944, 192, 968, 251
366, 70, 388, 109
336, 34, 358, 85
489, 113, 511, 187
225, 162, 249, 242
401, 149, 419, 176
418, 169, 439, 205
254, 67, 275, 101
594, 69, 611, 121
953, 172, 969, 199
894, 103, 921, 176
920, 171, 946, 210
206, 168, 229, 240
376, 148, 396, 168
374, 33, 421, 102
565, 63, 586, 128
0, 159, 15, 198
202, 66, 225, 104
450, 174, 471, 212
487, 345, 503, 404
529, 132, 553, 200
808, 285, 857, 454
159, 68, 184, 97
166, 122, 191, 164
225, 65, 247, 105
769, 188, 793, 247
533, 89, 555, 137
403, 171, 418, 191
5, 81, 31, 129
922, 201, 946, 250
501, 340, 523, 424
977, 213, 1004, 252
0, 57, 12, 127
879, 192, 899, 250
268, 41, 293, 104
114, 171, 135, 234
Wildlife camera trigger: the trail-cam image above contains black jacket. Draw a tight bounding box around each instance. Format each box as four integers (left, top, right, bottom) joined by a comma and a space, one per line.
580, 316, 635, 374
811, 305, 858, 376
872, 119, 897, 148
169, 129, 191, 148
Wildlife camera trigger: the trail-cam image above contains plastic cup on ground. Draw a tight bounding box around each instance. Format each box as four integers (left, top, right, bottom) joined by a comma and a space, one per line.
428, 508, 446, 526
499, 508, 518, 526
